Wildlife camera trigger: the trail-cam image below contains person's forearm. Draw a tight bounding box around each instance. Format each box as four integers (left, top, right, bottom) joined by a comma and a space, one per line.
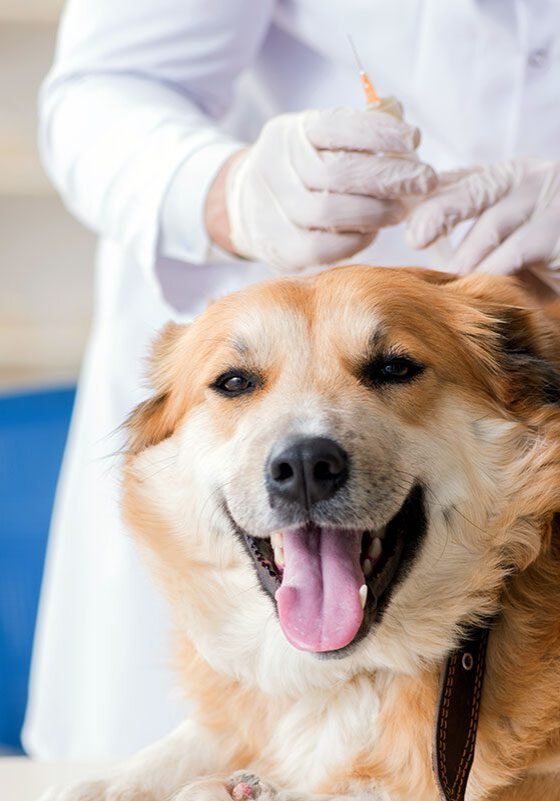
40, 74, 242, 268
204, 151, 245, 255
39, 0, 275, 269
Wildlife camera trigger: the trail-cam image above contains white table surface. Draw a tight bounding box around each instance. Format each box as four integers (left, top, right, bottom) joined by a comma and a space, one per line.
0, 757, 115, 801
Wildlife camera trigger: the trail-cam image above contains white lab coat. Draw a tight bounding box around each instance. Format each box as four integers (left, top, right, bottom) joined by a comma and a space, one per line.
24, 0, 560, 758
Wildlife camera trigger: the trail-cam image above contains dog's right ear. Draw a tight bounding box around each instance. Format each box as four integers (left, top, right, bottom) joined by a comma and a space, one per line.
125, 322, 189, 454
125, 392, 175, 455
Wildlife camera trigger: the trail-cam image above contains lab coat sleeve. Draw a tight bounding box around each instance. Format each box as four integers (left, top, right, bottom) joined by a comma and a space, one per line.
39, 0, 276, 272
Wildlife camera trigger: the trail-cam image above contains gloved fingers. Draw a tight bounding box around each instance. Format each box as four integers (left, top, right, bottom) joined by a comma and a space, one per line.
406, 165, 514, 249
472, 222, 546, 276
450, 193, 535, 274
287, 189, 404, 233
296, 149, 437, 198
262, 136, 405, 232
229, 170, 375, 271
291, 229, 375, 269
263, 227, 374, 272
304, 107, 420, 155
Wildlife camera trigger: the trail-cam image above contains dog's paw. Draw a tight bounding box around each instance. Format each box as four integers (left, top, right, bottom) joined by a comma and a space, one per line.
171, 774, 279, 801
228, 772, 279, 801
37, 778, 154, 801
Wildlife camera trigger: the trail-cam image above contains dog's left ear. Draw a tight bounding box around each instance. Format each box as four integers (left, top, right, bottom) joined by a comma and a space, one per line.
493, 305, 560, 408
489, 305, 560, 414
454, 274, 560, 412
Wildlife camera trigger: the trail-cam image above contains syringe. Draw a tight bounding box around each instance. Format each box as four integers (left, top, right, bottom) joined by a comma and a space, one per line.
347, 35, 403, 120
347, 35, 452, 261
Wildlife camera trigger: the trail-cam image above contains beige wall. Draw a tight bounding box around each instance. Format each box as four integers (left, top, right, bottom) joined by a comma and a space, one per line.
0, 7, 96, 389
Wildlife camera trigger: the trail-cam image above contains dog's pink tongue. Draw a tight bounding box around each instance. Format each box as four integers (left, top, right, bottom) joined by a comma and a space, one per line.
275, 526, 364, 652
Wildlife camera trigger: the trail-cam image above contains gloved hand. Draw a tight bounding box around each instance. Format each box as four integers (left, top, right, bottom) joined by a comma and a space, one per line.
406, 158, 560, 290
224, 107, 437, 272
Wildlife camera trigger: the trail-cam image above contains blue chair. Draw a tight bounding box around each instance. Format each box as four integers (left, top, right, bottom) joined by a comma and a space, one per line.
0, 387, 75, 752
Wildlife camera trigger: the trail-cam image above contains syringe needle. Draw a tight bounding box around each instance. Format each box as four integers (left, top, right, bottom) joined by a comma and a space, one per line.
347, 34, 364, 72
346, 34, 380, 106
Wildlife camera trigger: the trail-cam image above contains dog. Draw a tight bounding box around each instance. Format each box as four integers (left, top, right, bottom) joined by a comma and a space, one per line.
45, 266, 560, 801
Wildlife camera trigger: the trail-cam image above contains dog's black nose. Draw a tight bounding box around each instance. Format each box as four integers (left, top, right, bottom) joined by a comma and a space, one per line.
267, 437, 349, 508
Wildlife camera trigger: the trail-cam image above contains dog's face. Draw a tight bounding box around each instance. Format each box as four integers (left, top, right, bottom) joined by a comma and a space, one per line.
124, 267, 560, 690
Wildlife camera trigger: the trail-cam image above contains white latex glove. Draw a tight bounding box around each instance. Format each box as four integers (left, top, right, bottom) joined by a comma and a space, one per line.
406, 158, 560, 292
226, 107, 437, 272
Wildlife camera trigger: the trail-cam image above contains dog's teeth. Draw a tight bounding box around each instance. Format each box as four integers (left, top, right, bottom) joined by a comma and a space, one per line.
271, 531, 284, 549
363, 558, 373, 577
368, 537, 382, 562
274, 545, 285, 568
359, 584, 368, 609
377, 525, 387, 540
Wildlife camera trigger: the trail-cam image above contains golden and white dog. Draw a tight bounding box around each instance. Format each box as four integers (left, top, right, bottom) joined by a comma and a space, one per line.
47, 266, 560, 801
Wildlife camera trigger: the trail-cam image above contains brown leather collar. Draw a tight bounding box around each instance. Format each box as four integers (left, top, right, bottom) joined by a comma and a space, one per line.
433, 625, 491, 801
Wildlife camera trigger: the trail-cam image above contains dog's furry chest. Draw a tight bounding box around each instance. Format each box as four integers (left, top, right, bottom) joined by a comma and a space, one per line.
258, 676, 384, 792
248, 670, 439, 801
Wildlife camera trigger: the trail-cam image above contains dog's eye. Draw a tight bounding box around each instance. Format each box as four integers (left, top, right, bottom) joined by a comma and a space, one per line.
211, 371, 258, 396
362, 356, 424, 386
223, 375, 250, 392
381, 358, 418, 379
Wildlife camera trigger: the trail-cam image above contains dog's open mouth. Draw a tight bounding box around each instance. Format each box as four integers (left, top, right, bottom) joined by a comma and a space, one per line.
239, 485, 426, 656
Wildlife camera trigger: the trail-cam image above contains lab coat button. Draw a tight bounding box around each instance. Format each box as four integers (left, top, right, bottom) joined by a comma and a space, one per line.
528, 48, 549, 69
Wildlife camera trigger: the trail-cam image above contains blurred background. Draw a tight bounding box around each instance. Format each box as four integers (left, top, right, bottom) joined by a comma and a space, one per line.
0, 0, 96, 753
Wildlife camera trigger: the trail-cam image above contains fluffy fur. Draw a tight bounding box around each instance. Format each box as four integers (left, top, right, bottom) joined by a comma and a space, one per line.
45, 267, 560, 801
